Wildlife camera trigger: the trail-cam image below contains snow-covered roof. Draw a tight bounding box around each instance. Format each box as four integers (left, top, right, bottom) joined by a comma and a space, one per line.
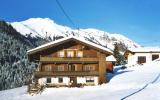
128, 47, 160, 53
106, 55, 116, 61
27, 36, 113, 54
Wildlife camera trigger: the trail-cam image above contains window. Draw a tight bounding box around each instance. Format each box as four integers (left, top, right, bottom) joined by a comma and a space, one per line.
84, 65, 95, 71
77, 51, 83, 57
138, 56, 146, 64
68, 64, 76, 71
86, 77, 94, 82
58, 51, 65, 57
152, 55, 159, 61
67, 51, 74, 57
58, 77, 63, 83
45, 65, 52, 71
46, 78, 51, 83
57, 66, 64, 71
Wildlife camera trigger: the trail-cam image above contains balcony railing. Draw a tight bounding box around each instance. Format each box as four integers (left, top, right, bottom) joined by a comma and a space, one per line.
34, 71, 99, 78
40, 57, 99, 62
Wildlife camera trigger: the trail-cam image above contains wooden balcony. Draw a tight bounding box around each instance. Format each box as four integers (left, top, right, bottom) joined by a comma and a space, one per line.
40, 57, 99, 63
34, 71, 99, 78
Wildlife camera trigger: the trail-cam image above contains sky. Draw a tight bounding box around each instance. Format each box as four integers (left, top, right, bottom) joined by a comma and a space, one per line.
0, 0, 160, 46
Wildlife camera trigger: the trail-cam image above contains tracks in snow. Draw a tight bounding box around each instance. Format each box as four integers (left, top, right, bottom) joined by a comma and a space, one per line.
121, 73, 160, 100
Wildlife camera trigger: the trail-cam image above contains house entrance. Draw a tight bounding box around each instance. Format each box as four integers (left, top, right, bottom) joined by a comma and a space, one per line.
70, 77, 77, 87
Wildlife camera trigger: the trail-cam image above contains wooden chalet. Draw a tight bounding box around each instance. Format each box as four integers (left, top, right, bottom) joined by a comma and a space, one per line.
27, 36, 112, 89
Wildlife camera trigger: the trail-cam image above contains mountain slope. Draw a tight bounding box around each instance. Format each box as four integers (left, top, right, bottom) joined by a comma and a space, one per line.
11, 18, 141, 50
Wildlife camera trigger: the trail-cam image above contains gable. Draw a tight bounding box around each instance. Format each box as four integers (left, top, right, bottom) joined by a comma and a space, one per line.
27, 37, 112, 61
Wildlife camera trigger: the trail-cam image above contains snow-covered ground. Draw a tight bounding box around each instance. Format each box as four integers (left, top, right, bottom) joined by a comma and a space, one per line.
1, 60, 160, 100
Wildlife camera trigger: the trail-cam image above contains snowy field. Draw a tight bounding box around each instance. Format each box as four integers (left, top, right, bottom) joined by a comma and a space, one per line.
0, 60, 160, 100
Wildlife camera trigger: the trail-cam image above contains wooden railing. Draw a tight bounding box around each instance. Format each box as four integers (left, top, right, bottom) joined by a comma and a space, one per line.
40, 57, 99, 62
34, 71, 99, 78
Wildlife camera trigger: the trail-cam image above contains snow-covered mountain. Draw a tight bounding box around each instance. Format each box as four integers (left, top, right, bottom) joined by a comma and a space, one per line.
11, 18, 141, 50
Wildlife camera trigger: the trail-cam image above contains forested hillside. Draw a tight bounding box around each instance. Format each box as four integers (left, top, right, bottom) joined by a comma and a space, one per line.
0, 21, 47, 90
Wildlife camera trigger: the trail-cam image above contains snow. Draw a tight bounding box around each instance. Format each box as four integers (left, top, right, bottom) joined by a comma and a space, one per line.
27, 36, 113, 54
110, 33, 141, 48
10, 18, 141, 50
11, 18, 72, 38
128, 47, 160, 53
106, 55, 116, 61
1, 59, 160, 100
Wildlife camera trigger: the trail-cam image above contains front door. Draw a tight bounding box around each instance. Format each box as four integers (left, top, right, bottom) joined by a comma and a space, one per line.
70, 77, 77, 87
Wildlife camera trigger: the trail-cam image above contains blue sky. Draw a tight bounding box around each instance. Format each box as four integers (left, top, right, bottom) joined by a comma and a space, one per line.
0, 0, 160, 46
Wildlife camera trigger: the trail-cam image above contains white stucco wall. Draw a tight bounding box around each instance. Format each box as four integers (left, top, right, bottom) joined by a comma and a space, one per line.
38, 78, 46, 85
77, 76, 98, 85
38, 77, 70, 85
127, 53, 160, 66
38, 76, 98, 86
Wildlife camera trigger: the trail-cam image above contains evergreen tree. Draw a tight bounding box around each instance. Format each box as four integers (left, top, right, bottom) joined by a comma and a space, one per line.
0, 21, 42, 90
113, 43, 126, 65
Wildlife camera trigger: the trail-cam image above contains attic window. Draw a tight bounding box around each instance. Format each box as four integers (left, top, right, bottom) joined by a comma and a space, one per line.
58, 51, 65, 57
67, 51, 74, 57
76, 51, 83, 57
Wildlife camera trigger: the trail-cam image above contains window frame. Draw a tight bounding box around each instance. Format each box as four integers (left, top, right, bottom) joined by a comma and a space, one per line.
57, 66, 64, 71
67, 50, 74, 57
84, 65, 95, 71
137, 56, 146, 64
46, 77, 51, 83
45, 65, 52, 71
58, 51, 65, 57
58, 77, 63, 83
152, 54, 159, 61
76, 51, 83, 57
86, 77, 94, 83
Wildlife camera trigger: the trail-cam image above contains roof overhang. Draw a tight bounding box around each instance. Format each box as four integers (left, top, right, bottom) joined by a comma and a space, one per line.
27, 36, 113, 55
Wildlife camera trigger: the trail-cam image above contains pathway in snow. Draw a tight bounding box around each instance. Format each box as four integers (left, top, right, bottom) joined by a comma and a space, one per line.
121, 73, 160, 100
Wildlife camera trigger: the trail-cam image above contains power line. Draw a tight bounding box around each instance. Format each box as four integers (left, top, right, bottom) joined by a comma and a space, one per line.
56, 0, 77, 29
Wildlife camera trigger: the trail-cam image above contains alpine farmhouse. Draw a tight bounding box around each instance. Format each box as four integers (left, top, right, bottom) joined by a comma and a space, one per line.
27, 36, 113, 88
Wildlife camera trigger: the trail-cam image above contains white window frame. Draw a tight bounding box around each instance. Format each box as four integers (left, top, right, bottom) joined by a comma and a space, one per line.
58, 51, 65, 57
45, 65, 52, 71
57, 66, 64, 71
67, 51, 74, 57
84, 65, 95, 71
77, 51, 83, 57
86, 77, 94, 83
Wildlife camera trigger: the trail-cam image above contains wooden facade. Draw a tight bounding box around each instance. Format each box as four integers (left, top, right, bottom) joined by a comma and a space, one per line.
27, 37, 112, 88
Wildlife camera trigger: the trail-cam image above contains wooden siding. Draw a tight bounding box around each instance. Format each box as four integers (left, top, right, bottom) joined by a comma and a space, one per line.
40, 57, 99, 62
40, 63, 99, 72
28, 41, 99, 61
34, 71, 99, 78
106, 61, 113, 72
